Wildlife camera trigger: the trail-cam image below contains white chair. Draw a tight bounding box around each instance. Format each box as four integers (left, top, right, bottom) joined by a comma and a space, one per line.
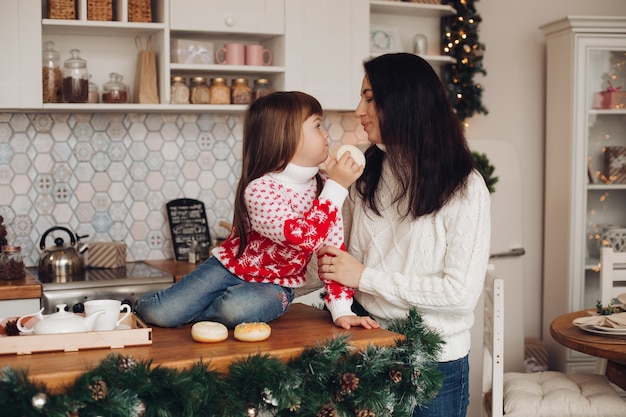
483, 269, 626, 417
600, 246, 626, 306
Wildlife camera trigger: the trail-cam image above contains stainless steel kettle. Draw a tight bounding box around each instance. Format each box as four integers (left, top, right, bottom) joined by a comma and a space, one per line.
38, 226, 85, 278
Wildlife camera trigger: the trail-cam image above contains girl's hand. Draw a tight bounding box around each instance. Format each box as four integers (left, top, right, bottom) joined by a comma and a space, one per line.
324, 152, 364, 189
335, 315, 380, 330
318, 245, 364, 288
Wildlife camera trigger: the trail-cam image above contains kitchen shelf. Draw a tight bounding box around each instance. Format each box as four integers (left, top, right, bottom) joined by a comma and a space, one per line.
42, 19, 166, 36
369, 1, 456, 18
42, 103, 249, 113
170, 63, 284, 74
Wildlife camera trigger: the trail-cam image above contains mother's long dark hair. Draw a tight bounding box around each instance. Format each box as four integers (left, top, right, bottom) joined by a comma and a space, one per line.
357, 53, 475, 218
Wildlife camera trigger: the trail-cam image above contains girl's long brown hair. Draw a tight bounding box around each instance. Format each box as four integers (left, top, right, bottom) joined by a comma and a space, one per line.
232, 91, 323, 256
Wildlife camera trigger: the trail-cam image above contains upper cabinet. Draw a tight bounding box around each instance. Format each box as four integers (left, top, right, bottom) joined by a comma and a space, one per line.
170, 0, 284, 34
2, 0, 455, 112
541, 16, 626, 374
284, 0, 368, 111
0, 0, 41, 109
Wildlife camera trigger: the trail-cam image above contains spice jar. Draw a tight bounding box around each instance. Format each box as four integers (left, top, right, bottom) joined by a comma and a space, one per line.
231, 78, 252, 104
170, 76, 190, 104
190, 76, 210, 104
88, 74, 99, 103
102, 72, 130, 103
1, 246, 25, 281
42, 41, 62, 103
252, 78, 273, 101
209, 77, 231, 104
62, 49, 89, 103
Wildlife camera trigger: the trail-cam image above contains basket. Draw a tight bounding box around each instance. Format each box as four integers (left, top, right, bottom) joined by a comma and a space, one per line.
88, 0, 113, 21
128, 0, 152, 22
47, 0, 75, 20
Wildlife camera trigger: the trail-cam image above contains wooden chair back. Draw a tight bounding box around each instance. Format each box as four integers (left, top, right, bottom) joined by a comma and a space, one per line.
483, 265, 503, 417
599, 246, 626, 305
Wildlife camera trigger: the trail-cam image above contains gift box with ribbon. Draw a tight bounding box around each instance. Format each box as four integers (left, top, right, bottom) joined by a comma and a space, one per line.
171, 39, 214, 65
593, 81, 626, 109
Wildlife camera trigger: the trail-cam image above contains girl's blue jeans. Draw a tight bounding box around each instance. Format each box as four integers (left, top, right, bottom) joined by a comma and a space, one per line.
413, 354, 470, 417
135, 256, 295, 328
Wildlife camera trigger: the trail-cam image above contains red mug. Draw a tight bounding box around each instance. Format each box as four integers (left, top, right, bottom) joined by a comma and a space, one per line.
245, 44, 272, 66
215, 43, 245, 65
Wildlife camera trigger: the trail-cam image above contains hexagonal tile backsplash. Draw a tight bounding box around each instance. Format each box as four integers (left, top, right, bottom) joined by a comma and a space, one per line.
0, 111, 367, 265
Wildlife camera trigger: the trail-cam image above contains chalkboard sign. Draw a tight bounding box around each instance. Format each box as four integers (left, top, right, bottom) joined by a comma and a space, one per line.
166, 198, 211, 261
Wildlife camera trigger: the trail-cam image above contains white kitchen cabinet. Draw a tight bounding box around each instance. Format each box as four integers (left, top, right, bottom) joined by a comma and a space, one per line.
11, 0, 453, 113
542, 16, 626, 373
0, 0, 41, 109
284, 1, 454, 112
0, 299, 40, 319
170, 0, 284, 35
284, 0, 369, 111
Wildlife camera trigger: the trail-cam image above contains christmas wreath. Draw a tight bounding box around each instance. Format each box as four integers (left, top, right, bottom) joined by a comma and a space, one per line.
0, 309, 443, 417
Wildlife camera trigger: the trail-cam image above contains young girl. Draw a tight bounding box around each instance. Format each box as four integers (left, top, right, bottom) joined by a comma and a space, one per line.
136, 91, 379, 330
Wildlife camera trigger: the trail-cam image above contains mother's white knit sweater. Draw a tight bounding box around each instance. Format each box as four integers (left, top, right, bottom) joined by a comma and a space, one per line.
345, 163, 491, 362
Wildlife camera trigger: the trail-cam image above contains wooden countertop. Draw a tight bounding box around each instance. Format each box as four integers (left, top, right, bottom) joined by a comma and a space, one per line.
0, 271, 41, 300
0, 303, 402, 394
144, 259, 197, 281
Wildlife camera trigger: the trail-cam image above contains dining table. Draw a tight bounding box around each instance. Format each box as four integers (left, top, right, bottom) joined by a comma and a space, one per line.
550, 309, 626, 391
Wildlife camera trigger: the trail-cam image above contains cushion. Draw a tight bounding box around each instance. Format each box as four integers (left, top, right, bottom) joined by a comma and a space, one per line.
503, 371, 626, 417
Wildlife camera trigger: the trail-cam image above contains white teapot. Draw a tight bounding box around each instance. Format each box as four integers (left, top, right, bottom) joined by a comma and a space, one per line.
17, 304, 105, 335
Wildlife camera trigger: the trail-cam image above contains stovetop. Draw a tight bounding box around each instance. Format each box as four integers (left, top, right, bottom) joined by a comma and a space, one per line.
28, 261, 175, 290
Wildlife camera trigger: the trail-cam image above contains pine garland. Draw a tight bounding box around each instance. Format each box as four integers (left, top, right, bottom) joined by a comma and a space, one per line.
0, 309, 444, 417
441, 0, 488, 121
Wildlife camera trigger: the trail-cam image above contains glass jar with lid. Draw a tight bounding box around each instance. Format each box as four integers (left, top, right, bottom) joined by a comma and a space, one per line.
170, 76, 190, 104
102, 72, 130, 103
1, 246, 25, 281
62, 49, 89, 103
88, 74, 99, 103
42, 41, 62, 103
209, 77, 231, 104
231, 78, 252, 104
190, 76, 210, 104
252, 78, 273, 101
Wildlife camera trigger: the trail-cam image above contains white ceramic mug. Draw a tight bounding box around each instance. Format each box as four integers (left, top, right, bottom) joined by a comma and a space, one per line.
84, 299, 132, 331
245, 44, 272, 66
215, 43, 245, 65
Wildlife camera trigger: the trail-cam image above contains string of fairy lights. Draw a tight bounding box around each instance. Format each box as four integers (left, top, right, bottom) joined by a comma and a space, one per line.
440, 0, 488, 122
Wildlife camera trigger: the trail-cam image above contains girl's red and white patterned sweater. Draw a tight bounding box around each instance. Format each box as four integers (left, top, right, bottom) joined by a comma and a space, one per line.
212, 163, 356, 321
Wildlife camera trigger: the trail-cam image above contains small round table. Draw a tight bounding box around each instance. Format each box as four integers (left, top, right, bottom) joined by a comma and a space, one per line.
550, 310, 626, 391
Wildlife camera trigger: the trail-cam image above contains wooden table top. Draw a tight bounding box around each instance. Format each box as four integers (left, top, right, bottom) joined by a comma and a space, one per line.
0, 303, 402, 394
550, 309, 626, 363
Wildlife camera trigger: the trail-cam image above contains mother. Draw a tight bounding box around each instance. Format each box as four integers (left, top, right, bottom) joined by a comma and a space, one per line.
318, 53, 491, 417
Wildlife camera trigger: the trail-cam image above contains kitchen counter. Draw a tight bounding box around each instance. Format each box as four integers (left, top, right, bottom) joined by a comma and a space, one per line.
144, 259, 196, 281
1, 303, 401, 394
0, 272, 41, 300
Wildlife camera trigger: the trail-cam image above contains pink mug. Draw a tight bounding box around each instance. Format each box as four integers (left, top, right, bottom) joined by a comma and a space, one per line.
245, 44, 272, 66
215, 43, 245, 65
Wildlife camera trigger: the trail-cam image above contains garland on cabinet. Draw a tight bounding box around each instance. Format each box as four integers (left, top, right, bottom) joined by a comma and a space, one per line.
0, 308, 443, 417
441, 0, 488, 121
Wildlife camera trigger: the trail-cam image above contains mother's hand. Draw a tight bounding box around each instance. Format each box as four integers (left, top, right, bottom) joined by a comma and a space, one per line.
318, 245, 364, 288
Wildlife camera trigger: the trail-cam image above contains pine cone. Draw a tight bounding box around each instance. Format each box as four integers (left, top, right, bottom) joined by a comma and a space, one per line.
89, 380, 108, 401
389, 369, 403, 383
316, 405, 338, 417
356, 409, 376, 417
339, 372, 359, 394
117, 355, 137, 372
4, 319, 20, 336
